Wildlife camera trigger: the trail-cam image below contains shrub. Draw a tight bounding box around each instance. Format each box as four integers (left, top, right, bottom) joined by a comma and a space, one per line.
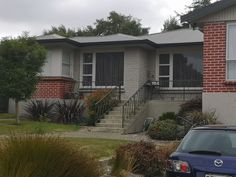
157, 142, 180, 173
159, 112, 176, 121
112, 141, 162, 177
186, 111, 217, 125
85, 89, 111, 126
148, 119, 184, 140
24, 100, 54, 121
0, 135, 102, 177
54, 99, 84, 124
158, 142, 180, 162
178, 98, 202, 116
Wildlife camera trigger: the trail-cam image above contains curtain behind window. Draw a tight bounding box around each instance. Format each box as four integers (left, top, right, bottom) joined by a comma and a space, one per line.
173, 53, 202, 87
96, 52, 124, 86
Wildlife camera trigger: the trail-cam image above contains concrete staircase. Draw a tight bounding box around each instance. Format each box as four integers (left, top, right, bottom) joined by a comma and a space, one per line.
91, 103, 125, 133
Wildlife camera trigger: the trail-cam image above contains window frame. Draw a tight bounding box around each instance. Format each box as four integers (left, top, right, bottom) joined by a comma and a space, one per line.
226, 23, 236, 81
80, 52, 95, 87
80, 51, 124, 88
62, 50, 73, 77
158, 54, 172, 88
156, 50, 203, 90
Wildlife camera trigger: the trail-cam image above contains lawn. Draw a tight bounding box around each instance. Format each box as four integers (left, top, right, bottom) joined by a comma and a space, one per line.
0, 118, 80, 135
0, 114, 130, 159
66, 138, 130, 159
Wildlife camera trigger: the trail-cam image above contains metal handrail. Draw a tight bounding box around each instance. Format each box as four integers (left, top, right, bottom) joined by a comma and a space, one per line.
94, 85, 122, 123
122, 82, 149, 128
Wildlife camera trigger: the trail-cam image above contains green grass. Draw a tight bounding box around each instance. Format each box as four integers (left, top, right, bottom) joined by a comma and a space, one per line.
0, 119, 80, 135
67, 138, 130, 159
0, 113, 16, 119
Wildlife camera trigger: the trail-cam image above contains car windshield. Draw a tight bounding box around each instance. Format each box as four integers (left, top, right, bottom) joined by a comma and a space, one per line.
177, 129, 236, 156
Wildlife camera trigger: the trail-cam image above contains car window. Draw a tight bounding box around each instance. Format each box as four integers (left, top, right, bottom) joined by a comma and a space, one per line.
177, 129, 236, 156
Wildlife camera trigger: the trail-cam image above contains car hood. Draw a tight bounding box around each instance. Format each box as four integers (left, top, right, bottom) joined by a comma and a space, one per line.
171, 152, 236, 176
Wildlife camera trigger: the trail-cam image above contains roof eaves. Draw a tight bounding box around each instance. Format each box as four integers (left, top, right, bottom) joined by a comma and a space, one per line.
156, 42, 203, 48
181, 0, 236, 23
78, 39, 157, 48
37, 38, 81, 47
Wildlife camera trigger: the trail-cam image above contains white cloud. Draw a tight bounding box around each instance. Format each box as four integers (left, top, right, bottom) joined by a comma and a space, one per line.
0, 0, 196, 38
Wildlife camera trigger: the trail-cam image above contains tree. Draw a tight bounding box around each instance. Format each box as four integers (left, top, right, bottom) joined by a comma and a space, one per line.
43, 11, 150, 37
162, 0, 212, 31
43, 25, 77, 37
162, 16, 182, 32
0, 34, 46, 124
187, 0, 211, 11
92, 11, 149, 36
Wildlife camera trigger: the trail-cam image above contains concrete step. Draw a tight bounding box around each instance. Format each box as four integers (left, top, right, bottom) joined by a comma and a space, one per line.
113, 106, 122, 111
108, 110, 122, 116
90, 127, 124, 133
97, 123, 122, 128
104, 115, 122, 119
100, 119, 122, 124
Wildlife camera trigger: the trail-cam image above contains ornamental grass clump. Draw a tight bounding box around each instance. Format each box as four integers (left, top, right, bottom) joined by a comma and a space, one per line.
0, 135, 102, 177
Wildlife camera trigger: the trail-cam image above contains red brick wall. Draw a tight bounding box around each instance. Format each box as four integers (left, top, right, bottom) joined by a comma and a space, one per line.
203, 22, 236, 92
33, 77, 75, 99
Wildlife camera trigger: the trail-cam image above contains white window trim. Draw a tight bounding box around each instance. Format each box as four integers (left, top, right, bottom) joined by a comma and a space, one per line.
62, 50, 73, 78
156, 52, 202, 89
80, 51, 125, 88
226, 22, 236, 81
80, 52, 95, 88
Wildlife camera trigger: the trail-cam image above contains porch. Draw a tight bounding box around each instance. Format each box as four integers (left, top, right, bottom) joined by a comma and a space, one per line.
69, 79, 202, 102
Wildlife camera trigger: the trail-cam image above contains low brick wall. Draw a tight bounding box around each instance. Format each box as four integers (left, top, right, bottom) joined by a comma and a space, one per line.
33, 77, 75, 99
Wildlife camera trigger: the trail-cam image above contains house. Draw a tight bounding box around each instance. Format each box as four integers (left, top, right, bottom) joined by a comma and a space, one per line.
33, 29, 203, 100
181, 0, 236, 124
8, 29, 204, 132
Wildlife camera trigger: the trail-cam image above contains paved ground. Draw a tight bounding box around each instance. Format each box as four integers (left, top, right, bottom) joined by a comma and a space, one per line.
54, 127, 170, 146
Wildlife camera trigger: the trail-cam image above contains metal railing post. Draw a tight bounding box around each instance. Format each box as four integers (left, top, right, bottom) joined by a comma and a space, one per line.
122, 105, 125, 128
119, 84, 121, 102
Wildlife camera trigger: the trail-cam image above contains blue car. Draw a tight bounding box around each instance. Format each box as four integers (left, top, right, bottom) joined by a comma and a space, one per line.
166, 125, 236, 177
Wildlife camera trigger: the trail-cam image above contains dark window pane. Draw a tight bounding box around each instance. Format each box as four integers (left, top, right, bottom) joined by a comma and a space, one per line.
83, 53, 93, 63
83, 76, 92, 86
173, 53, 202, 87
95, 52, 124, 86
159, 54, 170, 64
159, 77, 169, 87
0, 96, 8, 113
83, 64, 92, 74
159, 66, 169, 76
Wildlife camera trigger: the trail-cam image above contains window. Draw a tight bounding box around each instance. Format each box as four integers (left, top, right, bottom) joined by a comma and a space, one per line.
159, 54, 170, 87
227, 24, 236, 80
82, 53, 93, 86
173, 53, 202, 87
158, 52, 203, 88
62, 51, 71, 76
42, 51, 52, 75
96, 52, 124, 86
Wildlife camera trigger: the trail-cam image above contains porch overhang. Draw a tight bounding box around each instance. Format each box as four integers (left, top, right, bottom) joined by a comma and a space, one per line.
156, 42, 203, 48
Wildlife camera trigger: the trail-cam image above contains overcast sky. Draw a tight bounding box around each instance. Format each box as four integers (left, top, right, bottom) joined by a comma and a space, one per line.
0, 0, 196, 38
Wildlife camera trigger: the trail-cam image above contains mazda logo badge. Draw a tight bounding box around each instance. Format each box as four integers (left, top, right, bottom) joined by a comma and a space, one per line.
214, 159, 223, 167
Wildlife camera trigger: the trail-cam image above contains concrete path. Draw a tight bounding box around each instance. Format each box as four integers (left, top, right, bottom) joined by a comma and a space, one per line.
53, 127, 170, 146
